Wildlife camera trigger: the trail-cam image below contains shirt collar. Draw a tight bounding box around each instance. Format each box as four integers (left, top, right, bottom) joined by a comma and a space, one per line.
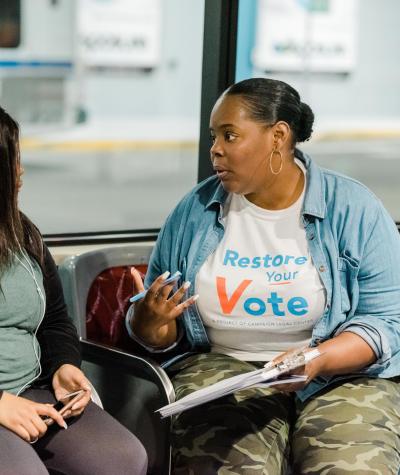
205, 149, 326, 219
205, 178, 228, 210
295, 148, 326, 219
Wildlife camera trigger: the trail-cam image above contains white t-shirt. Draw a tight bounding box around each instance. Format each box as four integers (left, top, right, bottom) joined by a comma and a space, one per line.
195, 161, 326, 361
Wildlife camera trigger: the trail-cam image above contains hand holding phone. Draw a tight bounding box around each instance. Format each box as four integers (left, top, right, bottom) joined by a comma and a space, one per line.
129, 271, 182, 303
43, 390, 86, 426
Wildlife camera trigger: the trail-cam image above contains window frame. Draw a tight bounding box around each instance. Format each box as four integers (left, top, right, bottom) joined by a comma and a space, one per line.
40, 0, 400, 245
44, 0, 239, 246
198, 0, 238, 183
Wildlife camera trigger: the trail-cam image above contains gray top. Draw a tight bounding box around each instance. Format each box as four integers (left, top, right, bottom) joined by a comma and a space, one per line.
0, 253, 45, 394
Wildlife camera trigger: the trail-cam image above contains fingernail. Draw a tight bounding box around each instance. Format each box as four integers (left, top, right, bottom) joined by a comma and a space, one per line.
183, 281, 191, 290
192, 294, 199, 301
161, 271, 170, 280
63, 421, 68, 429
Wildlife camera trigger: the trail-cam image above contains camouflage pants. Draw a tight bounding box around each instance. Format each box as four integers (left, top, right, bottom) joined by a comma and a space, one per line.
168, 353, 400, 475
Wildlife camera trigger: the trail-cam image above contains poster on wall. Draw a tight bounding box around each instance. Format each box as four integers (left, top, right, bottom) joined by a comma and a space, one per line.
252, 0, 357, 73
77, 0, 161, 68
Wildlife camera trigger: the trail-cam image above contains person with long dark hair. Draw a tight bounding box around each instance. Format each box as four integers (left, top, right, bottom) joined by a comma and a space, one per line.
0, 106, 148, 475
127, 78, 400, 473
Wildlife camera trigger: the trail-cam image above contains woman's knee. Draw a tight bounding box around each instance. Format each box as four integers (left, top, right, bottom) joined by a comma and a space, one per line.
77, 434, 147, 475
0, 428, 49, 475
97, 434, 148, 475
122, 435, 148, 475
292, 378, 400, 474
4, 463, 48, 475
2, 451, 49, 475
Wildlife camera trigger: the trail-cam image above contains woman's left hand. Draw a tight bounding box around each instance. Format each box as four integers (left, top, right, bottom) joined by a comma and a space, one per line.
270, 348, 321, 393
52, 364, 92, 417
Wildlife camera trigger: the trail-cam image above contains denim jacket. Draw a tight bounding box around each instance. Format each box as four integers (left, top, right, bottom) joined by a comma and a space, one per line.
145, 150, 400, 400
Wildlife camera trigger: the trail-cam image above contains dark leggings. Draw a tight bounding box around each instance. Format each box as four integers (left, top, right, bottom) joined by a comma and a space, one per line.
0, 388, 148, 475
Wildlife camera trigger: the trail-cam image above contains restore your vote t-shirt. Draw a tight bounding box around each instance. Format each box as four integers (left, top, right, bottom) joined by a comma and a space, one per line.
195, 160, 326, 361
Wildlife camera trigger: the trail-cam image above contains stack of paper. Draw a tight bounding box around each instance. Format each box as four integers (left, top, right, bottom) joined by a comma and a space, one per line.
157, 348, 320, 418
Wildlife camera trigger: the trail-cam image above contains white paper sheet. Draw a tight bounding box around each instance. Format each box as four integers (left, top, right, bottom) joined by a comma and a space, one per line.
157, 348, 320, 417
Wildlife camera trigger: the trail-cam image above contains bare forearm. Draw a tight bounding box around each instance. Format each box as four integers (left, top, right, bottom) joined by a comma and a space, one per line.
273, 331, 378, 393
310, 331, 377, 378
132, 318, 178, 348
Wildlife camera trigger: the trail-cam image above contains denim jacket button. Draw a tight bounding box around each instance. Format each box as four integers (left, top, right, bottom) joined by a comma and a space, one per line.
319, 265, 326, 272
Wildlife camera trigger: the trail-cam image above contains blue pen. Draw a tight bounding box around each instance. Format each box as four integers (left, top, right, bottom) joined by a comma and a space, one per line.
129, 271, 182, 303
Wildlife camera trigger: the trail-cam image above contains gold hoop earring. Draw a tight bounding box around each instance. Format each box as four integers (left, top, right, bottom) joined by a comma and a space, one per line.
269, 149, 283, 175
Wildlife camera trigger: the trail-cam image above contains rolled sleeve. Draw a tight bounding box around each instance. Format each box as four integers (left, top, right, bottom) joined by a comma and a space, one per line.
336, 203, 400, 376
341, 324, 382, 358
125, 305, 183, 353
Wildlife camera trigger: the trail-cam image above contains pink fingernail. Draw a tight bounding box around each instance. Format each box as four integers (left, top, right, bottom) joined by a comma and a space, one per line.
192, 294, 199, 301
183, 281, 191, 290
161, 271, 170, 280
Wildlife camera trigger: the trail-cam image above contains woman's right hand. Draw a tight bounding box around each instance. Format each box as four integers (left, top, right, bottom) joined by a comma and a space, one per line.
130, 268, 198, 348
0, 392, 67, 443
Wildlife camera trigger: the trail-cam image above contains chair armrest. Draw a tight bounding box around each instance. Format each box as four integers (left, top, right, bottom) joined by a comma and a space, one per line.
80, 339, 175, 405
79, 338, 174, 475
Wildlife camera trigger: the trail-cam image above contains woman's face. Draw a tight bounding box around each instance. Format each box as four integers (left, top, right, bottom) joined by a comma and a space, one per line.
209, 94, 275, 195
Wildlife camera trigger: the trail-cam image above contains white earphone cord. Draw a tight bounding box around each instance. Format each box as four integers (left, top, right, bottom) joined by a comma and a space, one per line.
14, 250, 46, 396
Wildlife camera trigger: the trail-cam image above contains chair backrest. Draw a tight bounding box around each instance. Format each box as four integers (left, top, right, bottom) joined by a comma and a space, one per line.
86, 263, 147, 349
58, 244, 153, 340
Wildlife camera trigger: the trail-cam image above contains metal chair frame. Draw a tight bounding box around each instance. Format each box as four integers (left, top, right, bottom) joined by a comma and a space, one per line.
58, 244, 175, 475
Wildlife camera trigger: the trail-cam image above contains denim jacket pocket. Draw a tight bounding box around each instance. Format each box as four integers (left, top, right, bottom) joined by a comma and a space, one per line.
338, 254, 359, 315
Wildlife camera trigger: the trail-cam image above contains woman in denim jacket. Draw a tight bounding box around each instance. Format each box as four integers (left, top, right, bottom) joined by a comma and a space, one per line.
128, 78, 400, 474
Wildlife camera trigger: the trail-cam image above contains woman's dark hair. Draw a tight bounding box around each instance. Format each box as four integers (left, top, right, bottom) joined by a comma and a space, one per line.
0, 106, 43, 272
225, 78, 314, 143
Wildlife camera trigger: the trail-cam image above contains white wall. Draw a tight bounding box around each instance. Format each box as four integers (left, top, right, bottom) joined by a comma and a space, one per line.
252, 0, 400, 127
82, 0, 204, 121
